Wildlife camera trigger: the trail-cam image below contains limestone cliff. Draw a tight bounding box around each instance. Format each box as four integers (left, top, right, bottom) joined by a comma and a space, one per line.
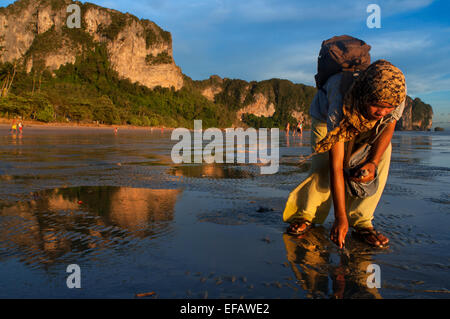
192, 75, 316, 127
0, 0, 183, 90
0, 1, 434, 129
412, 97, 433, 130
235, 93, 276, 120
396, 96, 433, 131
396, 96, 413, 130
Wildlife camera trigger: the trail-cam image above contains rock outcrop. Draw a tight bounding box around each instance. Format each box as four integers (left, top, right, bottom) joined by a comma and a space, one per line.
397, 96, 433, 131
236, 93, 276, 120
200, 75, 223, 101
0, 1, 434, 129
0, 0, 183, 90
412, 96, 433, 130
396, 96, 413, 130
194, 76, 316, 126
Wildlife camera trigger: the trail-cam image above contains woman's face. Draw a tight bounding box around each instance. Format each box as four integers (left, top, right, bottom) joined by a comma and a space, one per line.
366, 103, 396, 121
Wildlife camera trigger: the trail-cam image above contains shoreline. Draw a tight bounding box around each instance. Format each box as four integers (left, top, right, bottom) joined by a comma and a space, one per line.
0, 118, 250, 131
0, 118, 176, 131
2, 118, 442, 132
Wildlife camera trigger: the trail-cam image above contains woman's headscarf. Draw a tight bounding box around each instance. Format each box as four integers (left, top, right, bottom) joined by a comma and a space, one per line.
314, 59, 406, 154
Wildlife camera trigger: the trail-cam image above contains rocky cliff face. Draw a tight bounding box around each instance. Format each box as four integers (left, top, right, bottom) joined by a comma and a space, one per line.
192, 75, 315, 126
412, 101, 433, 131
396, 96, 433, 131
0, 0, 183, 90
235, 93, 276, 120
0, 1, 434, 129
396, 96, 413, 130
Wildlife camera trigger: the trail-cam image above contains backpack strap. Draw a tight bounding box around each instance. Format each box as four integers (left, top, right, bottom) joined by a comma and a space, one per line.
319, 70, 361, 97
339, 70, 362, 97
343, 138, 356, 169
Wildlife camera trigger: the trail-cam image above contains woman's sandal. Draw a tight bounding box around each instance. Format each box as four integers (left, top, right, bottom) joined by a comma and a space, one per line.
286, 219, 313, 236
352, 227, 389, 248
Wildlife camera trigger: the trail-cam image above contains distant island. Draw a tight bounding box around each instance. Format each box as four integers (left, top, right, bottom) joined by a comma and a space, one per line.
0, 0, 433, 130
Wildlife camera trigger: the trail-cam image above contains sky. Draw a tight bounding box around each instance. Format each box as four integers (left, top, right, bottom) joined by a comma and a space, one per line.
2, 0, 450, 125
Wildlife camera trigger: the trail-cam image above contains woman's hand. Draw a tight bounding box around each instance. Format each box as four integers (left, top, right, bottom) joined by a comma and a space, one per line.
330, 218, 349, 249
350, 161, 377, 183
351, 120, 396, 184
329, 141, 348, 249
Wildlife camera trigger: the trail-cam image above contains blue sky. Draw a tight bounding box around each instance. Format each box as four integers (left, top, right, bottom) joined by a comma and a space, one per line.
3, 0, 450, 124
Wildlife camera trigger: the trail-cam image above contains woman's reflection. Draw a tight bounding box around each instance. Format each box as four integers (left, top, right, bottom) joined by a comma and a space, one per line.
283, 227, 382, 299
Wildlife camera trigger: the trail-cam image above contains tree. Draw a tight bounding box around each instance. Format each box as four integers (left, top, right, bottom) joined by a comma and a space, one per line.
0, 35, 5, 58
0, 61, 17, 98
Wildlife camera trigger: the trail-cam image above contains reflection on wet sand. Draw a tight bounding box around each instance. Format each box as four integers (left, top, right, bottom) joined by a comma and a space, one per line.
1, 127, 448, 298
6, 134, 24, 156
395, 133, 432, 146
393, 134, 432, 153
169, 163, 253, 179
283, 228, 382, 299
0, 186, 181, 267
284, 134, 305, 149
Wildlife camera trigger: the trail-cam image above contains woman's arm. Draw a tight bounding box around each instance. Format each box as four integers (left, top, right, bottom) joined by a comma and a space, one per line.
369, 120, 396, 166
351, 120, 396, 183
329, 141, 349, 248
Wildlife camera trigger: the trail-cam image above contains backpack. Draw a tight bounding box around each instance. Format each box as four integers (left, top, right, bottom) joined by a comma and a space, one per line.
315, 35, 371, 95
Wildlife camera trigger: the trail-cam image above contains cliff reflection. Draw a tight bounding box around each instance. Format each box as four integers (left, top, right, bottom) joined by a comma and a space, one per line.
169, 164, 253, 179
0, 186, 181, 267
393, 134, 432, 147
391, 134, 432, 164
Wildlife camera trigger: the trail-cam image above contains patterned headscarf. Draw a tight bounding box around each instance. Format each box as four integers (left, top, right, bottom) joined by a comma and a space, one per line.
314, 59, 406, 154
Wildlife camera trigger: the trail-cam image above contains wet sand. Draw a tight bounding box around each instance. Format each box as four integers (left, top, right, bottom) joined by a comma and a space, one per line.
0, 125, 449, 298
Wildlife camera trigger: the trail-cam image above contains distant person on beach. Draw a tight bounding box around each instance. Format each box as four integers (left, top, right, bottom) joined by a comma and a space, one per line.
11, 120, 17, 134
296, 121, 303, 136
114, 127, 118, 135
285, 122, 290, 136
283, 36, 406, 249
18, 121, 23, 135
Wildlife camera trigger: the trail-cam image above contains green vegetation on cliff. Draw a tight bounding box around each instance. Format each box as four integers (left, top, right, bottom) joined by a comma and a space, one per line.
0, 43, 234, 128
412, 97, 433, 130
145, 51, 173, 65
214, 79, 253, 110
0, 0, 230, 128
1, 0, 434, 130
97, 12, 128, 41
24, 26, 63, 71
1, 0, 317, 129
143, 20, 172, 48
197, 77, 316, 128
0, 35, 5, 58
250, 79, 316, 127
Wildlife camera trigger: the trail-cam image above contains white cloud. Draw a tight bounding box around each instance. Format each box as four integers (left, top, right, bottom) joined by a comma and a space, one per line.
406, 73, 450, 95
186, 0, 435, 24
367, 33, 433, 57
360, 29, 450, 97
